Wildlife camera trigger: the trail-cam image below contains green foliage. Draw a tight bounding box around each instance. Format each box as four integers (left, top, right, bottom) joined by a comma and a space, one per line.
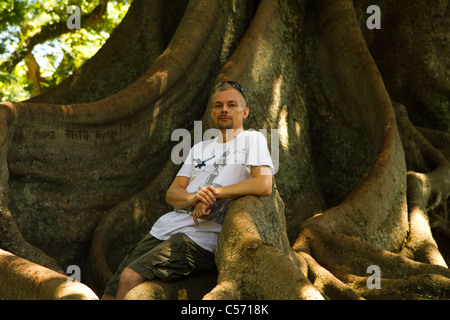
0, 0, 130, 102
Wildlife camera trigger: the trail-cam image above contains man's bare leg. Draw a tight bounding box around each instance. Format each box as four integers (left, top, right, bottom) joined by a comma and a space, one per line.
116, 267, 147, 300
101, 293, 116, 300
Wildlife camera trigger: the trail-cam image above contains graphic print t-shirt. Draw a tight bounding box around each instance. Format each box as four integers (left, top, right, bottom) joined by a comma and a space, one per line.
150, 130, 274, 253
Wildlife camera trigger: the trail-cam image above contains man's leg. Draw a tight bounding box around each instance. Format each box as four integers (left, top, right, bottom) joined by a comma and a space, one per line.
103, 233, 215, 299
102, 234, 164, 299
127, 233, 216, 282
116, 267, 147, 300
101, 293, 116, 300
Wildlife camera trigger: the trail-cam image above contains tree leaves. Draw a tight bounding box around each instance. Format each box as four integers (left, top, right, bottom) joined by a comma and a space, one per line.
0, 0, 130, 101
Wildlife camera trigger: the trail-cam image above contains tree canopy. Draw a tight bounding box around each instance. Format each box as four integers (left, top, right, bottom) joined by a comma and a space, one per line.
0, 0, 129, 101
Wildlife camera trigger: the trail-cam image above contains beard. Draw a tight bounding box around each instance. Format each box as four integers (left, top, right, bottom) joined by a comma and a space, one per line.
216, 117, 234, 130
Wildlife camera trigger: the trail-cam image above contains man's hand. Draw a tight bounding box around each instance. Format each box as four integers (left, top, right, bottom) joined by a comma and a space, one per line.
167, 164, 272, 212
166, 177, 219, 210
188, 186, 219, 207
192, 201, 211, 226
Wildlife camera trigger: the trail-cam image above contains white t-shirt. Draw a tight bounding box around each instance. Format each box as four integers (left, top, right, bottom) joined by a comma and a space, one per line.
150, 130, 274, 253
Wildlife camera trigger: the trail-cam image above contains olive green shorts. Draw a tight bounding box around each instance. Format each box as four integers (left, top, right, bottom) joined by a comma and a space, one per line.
103, 233, 215, 297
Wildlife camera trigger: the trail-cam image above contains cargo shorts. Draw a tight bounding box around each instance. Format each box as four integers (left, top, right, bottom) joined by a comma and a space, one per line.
103, 233, 215, 297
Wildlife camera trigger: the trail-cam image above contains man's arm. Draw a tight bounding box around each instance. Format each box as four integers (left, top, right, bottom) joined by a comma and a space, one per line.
168, 165, 272, 223
192, 165, 272, 224
166, 176, 218, 209
215, 165, 273, 199
165, 176, 192, 209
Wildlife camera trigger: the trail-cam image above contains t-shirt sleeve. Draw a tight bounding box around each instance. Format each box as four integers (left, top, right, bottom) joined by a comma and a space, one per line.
176, 147, 194, 178
246, 131, 275, 174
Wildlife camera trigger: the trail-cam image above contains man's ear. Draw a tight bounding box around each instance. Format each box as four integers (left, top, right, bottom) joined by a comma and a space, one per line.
243, 107, 249, 119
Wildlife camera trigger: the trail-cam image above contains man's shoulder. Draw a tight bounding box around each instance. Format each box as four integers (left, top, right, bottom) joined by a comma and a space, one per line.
240, 129, 267, 141
189, 130, 267, 150
192, 137, 216, 149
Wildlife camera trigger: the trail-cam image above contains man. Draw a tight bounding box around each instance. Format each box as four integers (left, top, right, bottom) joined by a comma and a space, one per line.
101, 81, 274, 299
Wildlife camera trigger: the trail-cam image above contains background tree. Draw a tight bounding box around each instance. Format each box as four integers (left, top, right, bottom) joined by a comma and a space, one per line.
0, 0, 129, 101
0, 0, 449, 299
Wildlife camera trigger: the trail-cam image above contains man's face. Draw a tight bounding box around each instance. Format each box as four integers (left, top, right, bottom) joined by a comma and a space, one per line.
210, 88, 249, 132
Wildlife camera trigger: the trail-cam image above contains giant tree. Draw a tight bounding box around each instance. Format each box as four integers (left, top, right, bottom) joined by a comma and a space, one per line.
0, 0, 449, 300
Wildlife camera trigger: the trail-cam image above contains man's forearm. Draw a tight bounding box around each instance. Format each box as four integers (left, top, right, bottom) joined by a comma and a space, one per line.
166, 186, 195, 209
216, 176, 272, 200
166, 167, 272, 210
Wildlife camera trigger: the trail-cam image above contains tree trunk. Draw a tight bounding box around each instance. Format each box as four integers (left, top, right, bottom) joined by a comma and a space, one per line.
1, 0, 449, 300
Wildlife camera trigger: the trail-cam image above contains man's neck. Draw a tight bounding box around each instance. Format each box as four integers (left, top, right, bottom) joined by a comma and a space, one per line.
218, 128, 244, 143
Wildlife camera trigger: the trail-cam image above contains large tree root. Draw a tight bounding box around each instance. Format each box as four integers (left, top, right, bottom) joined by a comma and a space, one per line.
0, 249, 97, 299
297, 252, 364, 300
289, 0, 450, 300
0, 106, 63, 273
205, 190, 325, 300
338, 272, 450, 300
124, 271, 218, 300
393, 102, 450, 263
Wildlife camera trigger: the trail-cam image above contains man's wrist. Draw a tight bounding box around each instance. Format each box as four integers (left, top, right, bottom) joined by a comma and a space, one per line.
186, 194, 196, 207
214, 186, 224, 199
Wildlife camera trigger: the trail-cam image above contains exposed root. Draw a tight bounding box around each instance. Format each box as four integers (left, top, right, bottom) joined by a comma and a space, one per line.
298, 252, 364, 300
203, 281, 241, 300
393, 102, 450, 211
0, 104, 63, 273
0, 249, 97, 300
336, 272, 450, 300
294, 221, 450, 299
296, 223, 450, 276
0, 220, 64, 274
208, 191, 324, 300
394, 102, 450, 260
403, 172, 448, 266
125, 271, 218, 300
124, 279, 177, 300
418, 127, 450, 160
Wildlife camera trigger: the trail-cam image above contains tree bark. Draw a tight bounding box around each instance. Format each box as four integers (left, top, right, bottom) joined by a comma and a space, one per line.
0, 249, 97, 300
